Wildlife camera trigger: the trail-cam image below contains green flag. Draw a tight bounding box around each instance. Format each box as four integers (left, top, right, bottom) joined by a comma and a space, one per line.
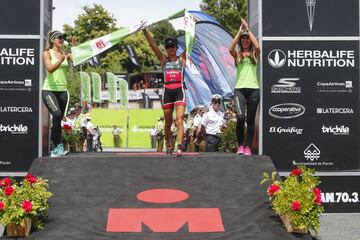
91, 72, 102, 103
71, 9, 186, 66
118, 78, 129, 108
79, 72, 91, 103
106, 72, 117, 103
185, 10, 196, 57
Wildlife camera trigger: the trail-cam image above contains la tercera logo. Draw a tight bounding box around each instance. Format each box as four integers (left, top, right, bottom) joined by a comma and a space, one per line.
106, 189, 225, 233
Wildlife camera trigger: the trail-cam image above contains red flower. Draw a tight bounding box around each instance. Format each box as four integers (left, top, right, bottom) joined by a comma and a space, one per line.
21, 200, 33, 213
267, 184, 281, 197
290, 168, 302, 176
313, 187, 322, 205
63, 124, 72, 132
4, 186, 14, 196
0, 201, 5, 211
2, 177, 11, 187
291, 201, 301, 211
25, 173, 37, 184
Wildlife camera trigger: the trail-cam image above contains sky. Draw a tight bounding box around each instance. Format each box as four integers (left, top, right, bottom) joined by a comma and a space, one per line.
53, 0, 202, 31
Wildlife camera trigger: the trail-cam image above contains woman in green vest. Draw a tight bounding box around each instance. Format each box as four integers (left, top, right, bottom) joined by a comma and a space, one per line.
42, 31, 72, 157
229, 19, 260, 156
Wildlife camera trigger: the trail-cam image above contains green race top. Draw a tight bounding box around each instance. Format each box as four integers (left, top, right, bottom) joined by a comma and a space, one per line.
42, 49, 68, 91
235, 57, 259, 89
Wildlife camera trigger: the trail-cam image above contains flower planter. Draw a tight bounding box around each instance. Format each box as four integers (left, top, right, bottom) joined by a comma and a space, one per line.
6, 217, 31, 237
0, 224, 5, 237
280, 214, 308, 234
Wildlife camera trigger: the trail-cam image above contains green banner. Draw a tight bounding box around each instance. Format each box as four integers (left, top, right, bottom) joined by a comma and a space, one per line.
128, 109, 163, 148
91, 72, 102, 103
118, 78, 129, 108
79, 72, 91, 103
91, 109, 163, 148
106, 72, 117, 103
71, 9, 186, 66
185, 10, 195, 56
91, 109, 127, 148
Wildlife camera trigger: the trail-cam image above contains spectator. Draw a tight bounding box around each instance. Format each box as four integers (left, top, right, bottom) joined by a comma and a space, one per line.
155, 117, 165, 152
149, 125, 157, 149
198, 95, 225, 152
112, 125, 121, 148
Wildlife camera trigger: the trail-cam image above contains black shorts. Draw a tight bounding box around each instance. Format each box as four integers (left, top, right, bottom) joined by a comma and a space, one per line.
162, 87, 186, 109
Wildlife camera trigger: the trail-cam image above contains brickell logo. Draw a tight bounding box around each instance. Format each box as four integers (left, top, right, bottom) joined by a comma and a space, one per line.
268, 49, 286, 68
316, 108, 354, 114
321, 125, 350, 135
271, 78, 301, 94
268, 49, 355, 68
306, 0, 316, 31
0, 124, 28, 134
304, 143, 320, 161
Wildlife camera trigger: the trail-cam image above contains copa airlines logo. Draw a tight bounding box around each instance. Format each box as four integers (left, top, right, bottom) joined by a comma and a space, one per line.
0, 106, 33, 113
0, 124, 28, 134
271, 78, 301, 94
304, 143, 320, 161
268, 49, 355, 68
268, 103, 305, 119
321, 125, 350, 135
317, 108, 354, 114
306, 0, 316, 31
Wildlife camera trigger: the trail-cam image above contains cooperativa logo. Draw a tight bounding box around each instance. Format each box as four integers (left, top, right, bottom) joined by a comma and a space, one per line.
0, 124, 28, 134
268, 49, 286, 68
268, 103, 305, 119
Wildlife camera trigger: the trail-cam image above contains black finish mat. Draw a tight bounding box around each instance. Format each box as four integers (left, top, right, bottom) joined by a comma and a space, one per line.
27, 152, 311, 240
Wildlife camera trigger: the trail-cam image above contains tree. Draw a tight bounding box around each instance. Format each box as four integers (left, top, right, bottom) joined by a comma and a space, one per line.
149, 21, 177, 46
200, 0, 247, 35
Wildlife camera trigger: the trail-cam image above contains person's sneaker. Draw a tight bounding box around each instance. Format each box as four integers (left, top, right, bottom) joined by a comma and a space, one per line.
236, 145, 245, 155
50, 149, 60, 157
50, 145, 61, 157
166, 146, 173, 156
176, 149, 183, 157
244, 146, 252, 156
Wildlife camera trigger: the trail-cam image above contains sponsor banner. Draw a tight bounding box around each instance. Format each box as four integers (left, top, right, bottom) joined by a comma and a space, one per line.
91, 109, 163, 148
0, 0, 40, 35
117, 78, 129, 108
262, 0, 359, 36
106, 72, 118, 103
79, 72, 91, 103
91, 72, 102, 103
0, 39, 40, 172
71, 9, 186, 66
317, 175, 360, 212
263, 41, 359, 171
